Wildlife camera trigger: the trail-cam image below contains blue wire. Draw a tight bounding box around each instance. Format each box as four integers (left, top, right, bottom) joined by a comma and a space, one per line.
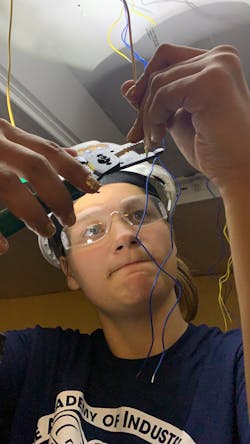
135, 153, 183, 382
151, 156, 183, 382
122, 23, 148, 68
135, 158, 157, 378
151, 281, 182, 383
118, 3, 182, 380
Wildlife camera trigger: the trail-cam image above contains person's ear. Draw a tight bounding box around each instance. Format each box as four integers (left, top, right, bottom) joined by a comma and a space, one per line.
59, 256, 80, 290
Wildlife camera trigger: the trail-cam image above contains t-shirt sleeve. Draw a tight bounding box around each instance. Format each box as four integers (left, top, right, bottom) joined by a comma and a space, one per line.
0, 326, 87, 442
0, 329, 32, 440
235, 342, 250, 442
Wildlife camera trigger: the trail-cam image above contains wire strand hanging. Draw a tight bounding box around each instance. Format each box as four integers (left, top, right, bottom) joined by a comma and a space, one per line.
6, 0, 15, 126
121, 0, 137, 81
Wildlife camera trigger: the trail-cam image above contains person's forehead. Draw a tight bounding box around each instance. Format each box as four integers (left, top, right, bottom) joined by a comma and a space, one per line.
74, 182, 145, 214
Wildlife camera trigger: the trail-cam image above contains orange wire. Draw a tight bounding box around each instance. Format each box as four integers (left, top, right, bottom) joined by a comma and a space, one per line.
122, 0, 137, 82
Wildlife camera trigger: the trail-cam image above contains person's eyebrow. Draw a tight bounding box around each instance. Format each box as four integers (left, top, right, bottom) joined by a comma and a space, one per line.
75, 205, 106, 218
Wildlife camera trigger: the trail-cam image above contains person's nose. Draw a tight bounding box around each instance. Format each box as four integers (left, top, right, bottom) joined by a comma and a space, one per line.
109, 213, 139, 251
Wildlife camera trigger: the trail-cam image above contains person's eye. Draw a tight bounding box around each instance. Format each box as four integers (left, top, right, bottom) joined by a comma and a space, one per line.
81, 223, 105, 241
130, 204, 163, 224
130, 208, 152, 224
133, 209, 144, 221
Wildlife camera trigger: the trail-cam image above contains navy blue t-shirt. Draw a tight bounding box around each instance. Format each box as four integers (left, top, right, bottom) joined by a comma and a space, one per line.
0, 323, 249, 444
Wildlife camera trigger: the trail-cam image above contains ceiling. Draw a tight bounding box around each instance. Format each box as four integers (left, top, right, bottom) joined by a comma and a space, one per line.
0, 0, 245, 296
2, 1, 250, 145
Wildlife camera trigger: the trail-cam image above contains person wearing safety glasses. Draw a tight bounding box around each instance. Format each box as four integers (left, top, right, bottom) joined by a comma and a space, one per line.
0, 44, 249, 443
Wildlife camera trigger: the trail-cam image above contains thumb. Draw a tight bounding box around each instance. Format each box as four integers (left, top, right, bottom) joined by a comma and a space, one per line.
121, 80, 135, 97
121, 80, 139, 110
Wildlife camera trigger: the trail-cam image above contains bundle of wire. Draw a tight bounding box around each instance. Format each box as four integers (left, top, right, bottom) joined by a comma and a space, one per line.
107, 0, 156, 80
120, 0, 150, 70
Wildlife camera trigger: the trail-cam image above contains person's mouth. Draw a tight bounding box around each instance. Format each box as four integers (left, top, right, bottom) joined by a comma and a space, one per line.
110, 260, 150, 276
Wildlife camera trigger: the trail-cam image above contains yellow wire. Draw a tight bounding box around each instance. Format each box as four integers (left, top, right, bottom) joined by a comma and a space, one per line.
108, 1, 156, 83
218, 257, 233, 331
131, 8, 156, 25
218, 222, 233, 331
223, 222, 230, 244
6, 0, 15, 126
131, 0, 157, 26
107, 7, 131, 64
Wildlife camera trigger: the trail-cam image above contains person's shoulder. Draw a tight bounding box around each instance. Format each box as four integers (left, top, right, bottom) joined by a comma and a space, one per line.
190, 323, 242, 358
5, 324, 90, 339
2, 326, 101, 371
190, 322, 241, 340
4, 325, 95, 354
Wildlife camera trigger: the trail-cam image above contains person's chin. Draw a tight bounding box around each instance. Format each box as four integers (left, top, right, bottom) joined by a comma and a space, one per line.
110, 262, 165, 300
120, 276, 162, 304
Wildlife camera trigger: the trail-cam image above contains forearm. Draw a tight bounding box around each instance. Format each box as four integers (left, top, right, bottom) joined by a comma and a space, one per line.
221, 179, 250, 416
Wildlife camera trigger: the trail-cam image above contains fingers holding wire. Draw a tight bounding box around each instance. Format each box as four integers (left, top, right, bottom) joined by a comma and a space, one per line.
142, 64, 203, 146
122, 44, 208, 146
0, 119, 100, 194
126, 44, 207, 106
126, 61, 202, 147
124, 45, 242, 150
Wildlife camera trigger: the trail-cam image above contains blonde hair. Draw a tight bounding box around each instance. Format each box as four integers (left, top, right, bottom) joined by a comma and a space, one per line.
175, 257, 198, 322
